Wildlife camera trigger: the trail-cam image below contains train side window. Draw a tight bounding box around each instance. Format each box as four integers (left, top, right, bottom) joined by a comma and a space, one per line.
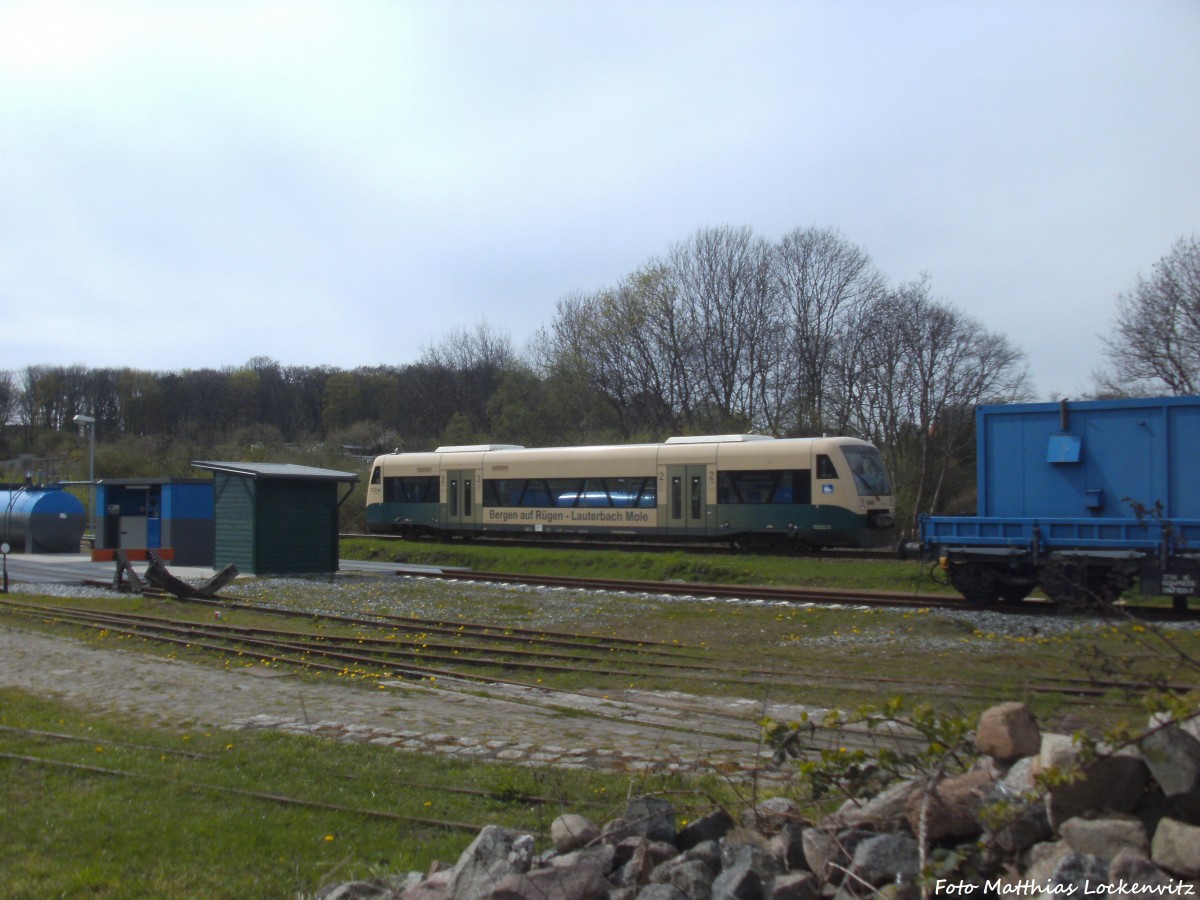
548, 478, 585, 507
690, 476, 702, 520
370, 466, 381, 485
639, 478, 657, 508
671, 476, 682, 519
464, 479, 473, 516
717, 470, 811, 504
524, 480, 551, 506
449, 479, 458, 515
385, 476, 439, 503
817, 455, 839, 479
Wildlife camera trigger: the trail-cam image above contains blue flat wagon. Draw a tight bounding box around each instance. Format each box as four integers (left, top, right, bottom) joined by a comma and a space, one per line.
920, 396, 1200, 606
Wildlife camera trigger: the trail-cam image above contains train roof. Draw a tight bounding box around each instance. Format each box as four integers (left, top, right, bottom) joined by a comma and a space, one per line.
391, 434, 869, 460
373, 434, 878, 474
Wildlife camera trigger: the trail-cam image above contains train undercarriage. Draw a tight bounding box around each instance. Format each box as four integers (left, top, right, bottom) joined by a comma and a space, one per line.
937, 547, 1199, 609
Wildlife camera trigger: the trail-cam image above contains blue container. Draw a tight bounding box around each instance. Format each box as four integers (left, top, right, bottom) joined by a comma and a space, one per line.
976, 396, 1200, 521
0, 486, 87, 553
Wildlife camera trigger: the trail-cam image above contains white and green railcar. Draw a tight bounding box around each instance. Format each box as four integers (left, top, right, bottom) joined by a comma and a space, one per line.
365, 434, 895, 549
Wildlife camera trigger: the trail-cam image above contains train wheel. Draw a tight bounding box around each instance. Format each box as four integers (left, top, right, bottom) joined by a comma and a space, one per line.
997, 584, 1034, 604
947, 563, 1001, 604
1040, 562, 1131, 607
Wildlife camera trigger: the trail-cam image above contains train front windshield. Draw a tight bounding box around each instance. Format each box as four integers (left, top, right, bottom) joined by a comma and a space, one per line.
842, 446, 891, 497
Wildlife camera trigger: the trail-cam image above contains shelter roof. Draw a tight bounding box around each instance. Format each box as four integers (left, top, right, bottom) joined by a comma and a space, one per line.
191, 461, 359, 483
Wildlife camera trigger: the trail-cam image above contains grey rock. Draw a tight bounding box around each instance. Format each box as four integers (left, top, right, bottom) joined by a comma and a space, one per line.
1109, 848, 1177, 889
1152, 817, 1200, 878
800, 828, 871, 885
830, 779, 917, 831
1025, 840, 1073, 886
1059, 815, 1150, 859
490, 855, 609, 899
648, 858, 715, 899
743, 797, 803, 836
547, 844, 614, 872
720, 830, 777, 875
679, 839, 723, 874
550, 812, 599, 853
678, 809, 735, 852
710, 850, 763, 899
397, 868, 452, 900
905, 768, 992, 842
767, 871, 820, 900
999, 756, 1036, 794
316, 878, 404, 899
622, 838, 680, 887
628, 795, 679, 845
983, 785, 1052, 856
636, 885, 689, 900
1045, 753, 1150, 830
1142, 724, 1200, 822
767, 824, 807, 873
1050, 852, 1110, 892
847, 833, 920, 887
446, 825, 535, 900
976, 701, 1041, 763
603, 816, 638, 846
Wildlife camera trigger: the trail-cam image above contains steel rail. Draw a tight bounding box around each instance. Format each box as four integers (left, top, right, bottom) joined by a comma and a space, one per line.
388, 568, 1200, 620
0, 751, 489, 833
5, 598, 1187, 709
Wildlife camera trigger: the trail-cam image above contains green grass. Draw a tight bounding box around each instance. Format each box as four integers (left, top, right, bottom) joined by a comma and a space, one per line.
341, 536, 954, 595
0, 688, 702, 898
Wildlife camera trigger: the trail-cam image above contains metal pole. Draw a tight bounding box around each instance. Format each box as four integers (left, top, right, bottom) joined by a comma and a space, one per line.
73, 414, 96, 540
89, 425, 95, 538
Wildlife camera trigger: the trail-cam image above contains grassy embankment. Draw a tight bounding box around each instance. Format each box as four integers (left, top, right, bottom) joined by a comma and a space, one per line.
0, 688, 664, 898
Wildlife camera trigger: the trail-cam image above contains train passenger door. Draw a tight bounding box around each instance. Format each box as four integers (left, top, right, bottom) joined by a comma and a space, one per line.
665, 465, 708, 535
444, 469, 481, 532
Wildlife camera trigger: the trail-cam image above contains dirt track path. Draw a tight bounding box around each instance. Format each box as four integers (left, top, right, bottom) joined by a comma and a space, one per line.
0, 624, 774, 778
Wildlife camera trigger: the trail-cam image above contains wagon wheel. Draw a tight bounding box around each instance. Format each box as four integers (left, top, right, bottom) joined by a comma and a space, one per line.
1040, 562, 1132, 608
997, 584, 1034, 604
947, 562, 1001, 604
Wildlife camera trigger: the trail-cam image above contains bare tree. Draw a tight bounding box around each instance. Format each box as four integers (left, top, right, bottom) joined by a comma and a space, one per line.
420, 319, 520, 436
538, 274, 688, 438
856, 278, 1028, 531
0, 371, 16, 427
773, 227, 886, 435
1099, 236, 1200, 395
667, 226, 782, 432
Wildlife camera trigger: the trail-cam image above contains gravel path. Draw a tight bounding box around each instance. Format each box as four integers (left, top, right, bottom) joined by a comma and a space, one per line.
0, 623, 775, 778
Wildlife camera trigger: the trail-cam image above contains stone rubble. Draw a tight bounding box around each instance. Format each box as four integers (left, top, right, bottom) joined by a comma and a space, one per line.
233, 712, 785, 781
317, 700, 1200, 899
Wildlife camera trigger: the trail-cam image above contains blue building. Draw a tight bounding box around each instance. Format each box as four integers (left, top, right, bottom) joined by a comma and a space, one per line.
94, 478, 214, 566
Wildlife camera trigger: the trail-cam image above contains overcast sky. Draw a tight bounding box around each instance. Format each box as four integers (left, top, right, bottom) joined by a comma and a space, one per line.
2, 1, 1197, 400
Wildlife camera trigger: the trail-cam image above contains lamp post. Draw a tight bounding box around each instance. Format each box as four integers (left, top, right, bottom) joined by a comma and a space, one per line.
73, 414, 96, 540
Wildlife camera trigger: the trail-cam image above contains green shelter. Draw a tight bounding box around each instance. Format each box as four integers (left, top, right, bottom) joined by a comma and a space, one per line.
191, 461, 358, 575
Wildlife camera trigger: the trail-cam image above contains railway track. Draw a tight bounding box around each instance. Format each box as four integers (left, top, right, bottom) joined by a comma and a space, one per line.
374, 566, 1200, 622
341, 532, 902, 561
1, 594, 1181, 753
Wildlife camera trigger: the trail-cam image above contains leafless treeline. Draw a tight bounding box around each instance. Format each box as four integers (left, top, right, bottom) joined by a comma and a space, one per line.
539, 225, 1030, 520
4, 225, 1032, 528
